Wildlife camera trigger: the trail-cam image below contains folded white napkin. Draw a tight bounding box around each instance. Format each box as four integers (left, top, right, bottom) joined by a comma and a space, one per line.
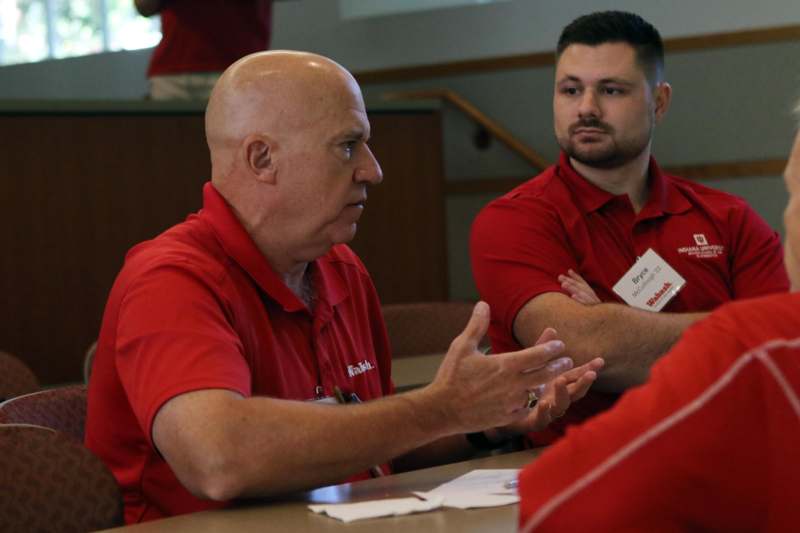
308, 496, 444, 523
414, 469, 520, 509
308, 469, 520, 522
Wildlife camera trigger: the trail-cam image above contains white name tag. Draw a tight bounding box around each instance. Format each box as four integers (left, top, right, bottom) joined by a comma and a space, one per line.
612, 248, 685, 312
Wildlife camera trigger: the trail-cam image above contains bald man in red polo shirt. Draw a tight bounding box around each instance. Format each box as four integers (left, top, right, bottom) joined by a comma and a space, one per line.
470, 11, 788, 443
85, 51, 604, 524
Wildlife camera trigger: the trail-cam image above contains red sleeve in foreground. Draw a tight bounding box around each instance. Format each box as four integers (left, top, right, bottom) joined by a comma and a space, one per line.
518, 295, 800, 532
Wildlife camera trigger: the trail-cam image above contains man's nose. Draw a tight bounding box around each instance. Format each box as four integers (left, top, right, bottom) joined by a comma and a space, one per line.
578, 89, 601, 119
355, 144, 383, 185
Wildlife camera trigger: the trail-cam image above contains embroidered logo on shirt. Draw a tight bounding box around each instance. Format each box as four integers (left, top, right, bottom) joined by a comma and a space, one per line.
677, 234, 724, 259
347, 359, 375, 378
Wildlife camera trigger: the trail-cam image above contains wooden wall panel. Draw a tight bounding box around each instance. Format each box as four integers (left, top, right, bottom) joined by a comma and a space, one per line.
0, 109, 445, 384
352, 112, 447, 305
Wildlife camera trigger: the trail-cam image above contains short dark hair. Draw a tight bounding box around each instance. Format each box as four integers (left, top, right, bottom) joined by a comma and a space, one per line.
556, 11, 664, 84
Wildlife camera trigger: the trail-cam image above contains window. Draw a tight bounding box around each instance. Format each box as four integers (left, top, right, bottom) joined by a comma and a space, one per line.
339, 0, 511, 20
0, 0, 160, 66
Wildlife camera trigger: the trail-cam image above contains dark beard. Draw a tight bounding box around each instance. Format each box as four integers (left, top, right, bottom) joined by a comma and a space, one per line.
565, 142, 638, 169
559, 118, 651, 170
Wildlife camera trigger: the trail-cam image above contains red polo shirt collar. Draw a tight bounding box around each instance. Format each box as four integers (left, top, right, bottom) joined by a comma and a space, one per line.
198, 182, 348, 316
554, 152, 691, 220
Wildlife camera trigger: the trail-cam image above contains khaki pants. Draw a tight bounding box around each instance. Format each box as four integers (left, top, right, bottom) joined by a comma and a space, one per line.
149, 72, 221, 100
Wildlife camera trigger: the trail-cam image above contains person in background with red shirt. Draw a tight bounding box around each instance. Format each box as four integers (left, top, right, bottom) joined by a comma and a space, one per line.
470, 11, 789, 443
134, 0, 276, 100
517, 97, 800, 533
85, 50, 604, 524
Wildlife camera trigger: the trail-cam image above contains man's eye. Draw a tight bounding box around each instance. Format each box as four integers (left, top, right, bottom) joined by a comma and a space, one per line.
343, 141, 356, 157
602, 87, 624, 95
560, 86, 580, 96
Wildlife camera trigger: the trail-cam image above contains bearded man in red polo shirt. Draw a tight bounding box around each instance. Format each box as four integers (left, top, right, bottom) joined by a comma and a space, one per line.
470, 11, 788, 443
85, 50, 604, 524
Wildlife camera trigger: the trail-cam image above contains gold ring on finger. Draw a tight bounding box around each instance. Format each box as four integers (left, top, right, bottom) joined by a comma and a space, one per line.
526, 390, 538, 409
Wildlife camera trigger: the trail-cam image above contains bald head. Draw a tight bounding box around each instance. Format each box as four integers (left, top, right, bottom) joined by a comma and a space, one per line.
205, 51, 363, 183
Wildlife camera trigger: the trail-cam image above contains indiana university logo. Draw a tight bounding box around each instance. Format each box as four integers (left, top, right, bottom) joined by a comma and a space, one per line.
678, 233, 724, 259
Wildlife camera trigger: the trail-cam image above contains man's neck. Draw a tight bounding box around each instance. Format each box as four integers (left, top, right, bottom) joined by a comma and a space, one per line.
282, 262, 315, 309
262, 247, 316, 309
213, 178, 319, 309
570, 149, 652, 213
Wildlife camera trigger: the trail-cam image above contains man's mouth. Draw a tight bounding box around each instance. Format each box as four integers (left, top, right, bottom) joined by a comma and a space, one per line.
573, 127, 607, 135
347, 197, 367, 208
570, 120, 611, 136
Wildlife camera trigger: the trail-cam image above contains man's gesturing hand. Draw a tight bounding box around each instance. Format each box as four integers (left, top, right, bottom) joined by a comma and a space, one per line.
426, 302, 581, 435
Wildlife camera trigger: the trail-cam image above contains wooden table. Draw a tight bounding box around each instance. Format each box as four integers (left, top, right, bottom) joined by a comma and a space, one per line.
101, 449, 542, 532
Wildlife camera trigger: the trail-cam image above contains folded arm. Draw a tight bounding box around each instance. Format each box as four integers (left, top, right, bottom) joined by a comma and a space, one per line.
514, 292, 705, 392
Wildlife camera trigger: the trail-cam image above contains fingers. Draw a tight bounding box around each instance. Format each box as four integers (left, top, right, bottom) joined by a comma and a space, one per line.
505, 339, 567, 373
558, 357, 604, 383
451, 301, 490, 353
549, 376, 570, 417
565, 370, 599, 402
566, 269, 585, 282
510, 376, 569, 431
534, 327, 558, 345
530, 359, 602, 419
498, 357, 604, 434
572, 292, 598, 306
558, 269, 601, 305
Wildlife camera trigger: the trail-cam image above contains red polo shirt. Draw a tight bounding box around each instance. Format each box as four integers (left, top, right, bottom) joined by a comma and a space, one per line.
470, 152, 788, 439
148, 0, 273, 78
86, 182, 393, 523
518, 292, 800, 532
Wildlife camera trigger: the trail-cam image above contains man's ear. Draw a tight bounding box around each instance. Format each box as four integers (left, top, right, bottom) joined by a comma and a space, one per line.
244, 134, 277, 184
653, 82, 672, 123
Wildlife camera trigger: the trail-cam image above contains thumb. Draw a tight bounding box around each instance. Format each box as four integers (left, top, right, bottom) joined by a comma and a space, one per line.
455, 301, 490, 352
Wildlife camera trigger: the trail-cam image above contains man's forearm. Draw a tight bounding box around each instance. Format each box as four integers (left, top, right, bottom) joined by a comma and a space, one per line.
515, 294, 707, 392
581, 303, 706, 390
202, 387, 457, 499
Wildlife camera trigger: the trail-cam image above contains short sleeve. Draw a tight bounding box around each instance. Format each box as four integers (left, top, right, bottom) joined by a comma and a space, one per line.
728, 202, 789, 298
470, 193, 578, 350
115, 263, 252, 446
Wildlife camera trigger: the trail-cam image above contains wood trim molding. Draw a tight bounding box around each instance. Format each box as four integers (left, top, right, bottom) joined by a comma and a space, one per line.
356, 51, 554, 84
664, 25, 800, 53
444, 158, 787, 195
354, 24, 800, 85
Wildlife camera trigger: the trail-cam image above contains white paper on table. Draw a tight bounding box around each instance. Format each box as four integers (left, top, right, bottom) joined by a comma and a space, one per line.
414, 469, 521, 509
308, 496, 444, 523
